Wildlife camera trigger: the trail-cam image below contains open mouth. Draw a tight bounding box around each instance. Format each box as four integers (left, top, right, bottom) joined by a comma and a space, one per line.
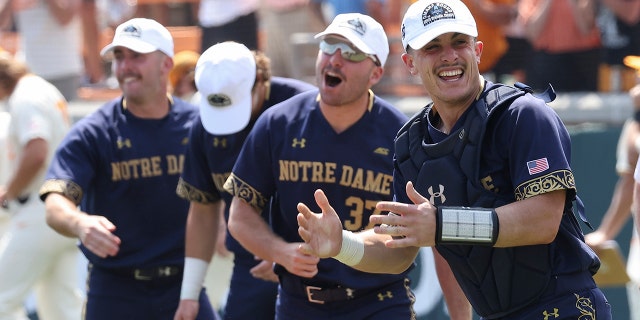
438, 69, 463, 81
325, 73, 342, 87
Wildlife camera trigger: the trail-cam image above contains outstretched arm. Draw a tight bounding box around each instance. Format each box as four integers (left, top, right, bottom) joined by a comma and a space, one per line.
297, 188, 419, 274
44, 192, 121, 258
228, 196, 319, 278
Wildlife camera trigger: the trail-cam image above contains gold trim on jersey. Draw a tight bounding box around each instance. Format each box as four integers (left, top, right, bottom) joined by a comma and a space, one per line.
122, 94, 174, 111
39, 179, 84, 205
514, 169, 575, 201
223, 173, 268, 211
175, 177, 220, 203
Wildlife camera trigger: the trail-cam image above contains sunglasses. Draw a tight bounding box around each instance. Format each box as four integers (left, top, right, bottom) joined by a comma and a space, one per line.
319, 40, 381, 66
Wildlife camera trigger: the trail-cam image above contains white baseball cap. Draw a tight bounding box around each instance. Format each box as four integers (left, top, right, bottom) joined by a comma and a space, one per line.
401, 0, 477, 51
195, 42, 256, 135
101, 18, 174, 59
315, 13, 389, 66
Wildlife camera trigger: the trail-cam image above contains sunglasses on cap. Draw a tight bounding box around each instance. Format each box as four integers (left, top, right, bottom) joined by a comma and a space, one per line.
319, 39, 381, 66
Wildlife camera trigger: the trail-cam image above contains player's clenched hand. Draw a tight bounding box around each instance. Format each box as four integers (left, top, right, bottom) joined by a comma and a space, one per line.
372, 181, 437, 248
277, 242, 320, 278
77, 215, 121, 258
250, 258, 278, 283
173, 300, 199, 320
297, 189, 343, 258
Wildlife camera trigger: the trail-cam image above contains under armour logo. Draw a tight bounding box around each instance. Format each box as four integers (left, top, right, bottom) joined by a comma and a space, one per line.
377, 291, 393, 301
542, 308, 559, 319
117, 138, 132, 149
158, 267, 172, 277
427, 184, 446, 205
292, 138, 306, 148
345, 288, 355, 298
182, 137, 189, 145
213, 137, 227, 148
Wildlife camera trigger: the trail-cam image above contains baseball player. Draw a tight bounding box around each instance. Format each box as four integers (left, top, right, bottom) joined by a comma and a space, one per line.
174, 41, 315, 320
297, 1, 612, 319
38, 18, 217, 320
0, 53, 82, 320
224, 13, 416, 320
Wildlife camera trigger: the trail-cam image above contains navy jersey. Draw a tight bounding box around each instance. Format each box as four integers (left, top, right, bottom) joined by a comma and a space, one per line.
393, 81, 601, 316
224, 90, 410, 289
40, 97, 198, 269
177, 77, 315, 258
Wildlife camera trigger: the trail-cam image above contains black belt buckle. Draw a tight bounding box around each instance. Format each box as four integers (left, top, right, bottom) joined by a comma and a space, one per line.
133, 266, 179, 280
305, 285, 325, 304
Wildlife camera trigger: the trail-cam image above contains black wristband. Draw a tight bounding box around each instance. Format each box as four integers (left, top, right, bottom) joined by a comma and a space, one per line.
435, 206, 499, 246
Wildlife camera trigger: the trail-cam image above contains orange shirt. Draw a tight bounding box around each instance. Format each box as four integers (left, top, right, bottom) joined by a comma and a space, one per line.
463, 0, 516, 73
519, 0, 600, 53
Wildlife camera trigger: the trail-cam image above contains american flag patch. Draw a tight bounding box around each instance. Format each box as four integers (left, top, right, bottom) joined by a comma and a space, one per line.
527, 158, 549, 175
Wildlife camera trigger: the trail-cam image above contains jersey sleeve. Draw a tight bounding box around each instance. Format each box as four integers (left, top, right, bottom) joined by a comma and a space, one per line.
177, 119, 221, 203
500, 96, 576, 201
223, 113, 275, 212
39, 120, 98, 204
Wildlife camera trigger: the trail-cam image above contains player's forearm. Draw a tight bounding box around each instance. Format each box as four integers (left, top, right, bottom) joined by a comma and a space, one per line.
352, 229, 418, 274
44, 192, 85, 238
4, 138, 48, 199
434, 249, 472, 320
494, 190, 565, 247
184, 202, 221, 261
228, 197, 285, 263
596, 174, 634, 239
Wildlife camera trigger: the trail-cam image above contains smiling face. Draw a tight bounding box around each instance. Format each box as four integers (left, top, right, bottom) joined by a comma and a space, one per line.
112, 47, 172, 103
314, 36, 383, 108
402, 32, 483, 108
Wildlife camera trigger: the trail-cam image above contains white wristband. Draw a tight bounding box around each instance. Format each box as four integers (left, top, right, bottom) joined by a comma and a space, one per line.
180, 257, 209, 300
333, 230, 364, 266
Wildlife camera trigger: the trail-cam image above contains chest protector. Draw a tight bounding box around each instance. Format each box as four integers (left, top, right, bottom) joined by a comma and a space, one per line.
395, 83, 566, 318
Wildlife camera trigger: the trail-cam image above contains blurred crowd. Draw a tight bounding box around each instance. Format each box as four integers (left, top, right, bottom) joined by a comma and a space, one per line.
2, 0, 640, 100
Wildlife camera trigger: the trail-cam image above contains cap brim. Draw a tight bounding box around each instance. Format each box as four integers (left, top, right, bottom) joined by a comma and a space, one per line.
199, 94, 252, 135
406, 23, 478, 50
100, 38, 159, 59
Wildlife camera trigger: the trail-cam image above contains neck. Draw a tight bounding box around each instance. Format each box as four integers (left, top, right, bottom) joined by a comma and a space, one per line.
319, 90, 372, 134
123, 93, 171, 119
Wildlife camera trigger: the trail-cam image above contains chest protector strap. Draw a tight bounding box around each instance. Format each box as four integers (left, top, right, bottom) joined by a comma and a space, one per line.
395, 83, 562, 318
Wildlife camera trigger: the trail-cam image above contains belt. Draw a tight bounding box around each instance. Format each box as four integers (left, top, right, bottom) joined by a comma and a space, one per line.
280, 276, 362, 304
107, 265, 183, 281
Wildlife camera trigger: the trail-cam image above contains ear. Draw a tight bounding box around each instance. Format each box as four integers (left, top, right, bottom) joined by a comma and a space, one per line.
475, 40, 483, 64
369, 64, 385, 85
401, 52, 418, 75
